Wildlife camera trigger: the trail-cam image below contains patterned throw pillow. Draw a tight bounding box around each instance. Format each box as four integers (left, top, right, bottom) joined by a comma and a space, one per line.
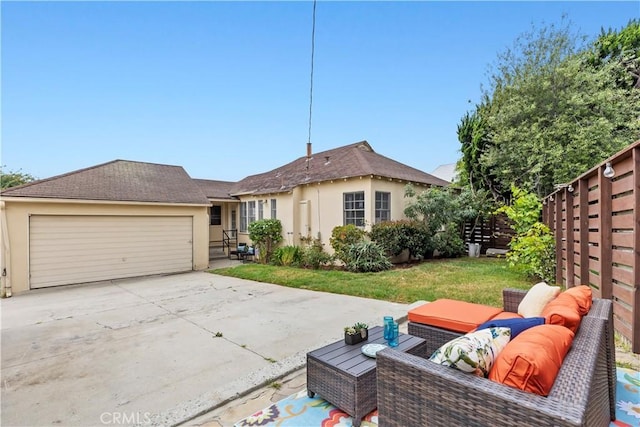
429, 327, 511, 377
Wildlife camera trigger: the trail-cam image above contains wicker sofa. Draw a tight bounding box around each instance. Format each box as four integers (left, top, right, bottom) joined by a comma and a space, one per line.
376, 288, 616, 427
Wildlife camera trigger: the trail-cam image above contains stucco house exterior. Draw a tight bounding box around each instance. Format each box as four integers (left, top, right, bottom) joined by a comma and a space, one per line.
1, 140, 448, 295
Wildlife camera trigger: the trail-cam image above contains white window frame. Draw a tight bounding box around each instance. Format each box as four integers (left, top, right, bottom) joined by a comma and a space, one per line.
375, 191, 391, 224
343, 191, 365, 227
270, 199, 277, 219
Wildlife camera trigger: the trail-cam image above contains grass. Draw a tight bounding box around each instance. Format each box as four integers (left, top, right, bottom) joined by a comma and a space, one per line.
209, 257, 535, 308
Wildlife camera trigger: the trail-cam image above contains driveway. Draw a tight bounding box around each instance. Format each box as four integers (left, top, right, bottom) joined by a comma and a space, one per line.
1, 271, 417, 426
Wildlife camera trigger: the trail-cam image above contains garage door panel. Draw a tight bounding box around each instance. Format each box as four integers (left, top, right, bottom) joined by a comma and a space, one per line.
29, 215, 193, 288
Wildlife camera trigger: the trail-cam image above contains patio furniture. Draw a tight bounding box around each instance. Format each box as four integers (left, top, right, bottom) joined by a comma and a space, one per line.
377, 289, 616, 427
306, 325, 426, 427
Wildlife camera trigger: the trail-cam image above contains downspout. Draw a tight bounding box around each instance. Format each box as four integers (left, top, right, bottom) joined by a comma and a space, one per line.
0, 201, 12, 297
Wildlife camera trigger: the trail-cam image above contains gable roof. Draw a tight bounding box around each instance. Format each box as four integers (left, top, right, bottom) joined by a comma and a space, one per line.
192, 179, 236, 200
1, 160, 210, 205
230, 141, 450, 195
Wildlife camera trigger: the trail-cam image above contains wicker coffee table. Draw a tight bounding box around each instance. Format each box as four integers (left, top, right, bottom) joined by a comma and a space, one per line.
306, 325, 426, 427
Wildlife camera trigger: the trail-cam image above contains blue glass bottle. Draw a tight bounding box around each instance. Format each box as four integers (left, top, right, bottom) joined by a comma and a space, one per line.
389, 322, 399, 347
383, 316, 394, 340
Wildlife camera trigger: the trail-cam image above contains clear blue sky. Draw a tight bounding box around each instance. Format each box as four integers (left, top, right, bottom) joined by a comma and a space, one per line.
2, 1, 638, 182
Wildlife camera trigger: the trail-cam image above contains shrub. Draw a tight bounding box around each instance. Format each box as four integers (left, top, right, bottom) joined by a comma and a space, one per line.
344, 241, 392, 273
271, 245, 302, 266
369, 220, 434, 260
497, 185, 556, 283
248, 219, 283, 264
433, 224, 467, 258
299, 236, 333, 269
330, 225, 366, 264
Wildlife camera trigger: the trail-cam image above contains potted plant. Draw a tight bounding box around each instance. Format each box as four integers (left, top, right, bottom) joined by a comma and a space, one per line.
344, 322, 369, 345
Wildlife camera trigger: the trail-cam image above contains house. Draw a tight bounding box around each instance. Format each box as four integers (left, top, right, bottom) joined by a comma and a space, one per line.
431, 163, 458, 183
0, 140, 448, 295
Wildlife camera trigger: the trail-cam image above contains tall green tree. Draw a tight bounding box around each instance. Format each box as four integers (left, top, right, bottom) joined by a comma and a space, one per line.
457, 19, 640, 199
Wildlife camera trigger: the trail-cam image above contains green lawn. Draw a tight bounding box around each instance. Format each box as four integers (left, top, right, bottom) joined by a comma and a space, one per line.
209, 257, 536, 308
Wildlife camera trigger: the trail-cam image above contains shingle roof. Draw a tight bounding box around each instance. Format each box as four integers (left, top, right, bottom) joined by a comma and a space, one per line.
230, 141, 450, 195
1, 160, 210, 205
192, 179, 236, 200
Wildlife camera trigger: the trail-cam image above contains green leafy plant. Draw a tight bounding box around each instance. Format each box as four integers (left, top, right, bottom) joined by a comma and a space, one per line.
344, 241, 392, 273
248, 219, 284, 264
344, 322, 368, 336
271, 245, 301, 266
497, 185, 556, 283
369, 220, 433, 260
330, 225, 366, 264
299, 237, 333, 269
433, 223, 467, 258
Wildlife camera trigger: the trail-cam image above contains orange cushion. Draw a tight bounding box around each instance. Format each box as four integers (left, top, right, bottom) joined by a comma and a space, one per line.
489, 311, 523, 321
489, 324, 574, 396
541, 293, 582, 333
408, 299, 502, 333
563, 285, 593, 316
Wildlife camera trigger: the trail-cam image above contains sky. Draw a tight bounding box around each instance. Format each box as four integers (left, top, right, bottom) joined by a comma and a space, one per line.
2, 1, 638, 182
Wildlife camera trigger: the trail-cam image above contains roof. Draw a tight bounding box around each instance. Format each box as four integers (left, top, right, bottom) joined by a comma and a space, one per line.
192, 179, 236, 200
230, 141, 450, 195
431, 163, 458, 183
1, 160, 210, 205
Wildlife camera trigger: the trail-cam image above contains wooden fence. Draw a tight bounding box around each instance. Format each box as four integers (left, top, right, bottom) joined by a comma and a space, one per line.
543, 140, 640, 353
463, 213, 514, 254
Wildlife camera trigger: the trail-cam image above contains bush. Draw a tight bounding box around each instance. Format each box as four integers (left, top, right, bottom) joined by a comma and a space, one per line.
271, 246, 302, 266
299, 236, 333, 269
248, 219, 283, 264
433, 224, 466, 258
344, 241, 393, 273
369, 220, 408, 256
369, 220, 434, 260
497, 185, 556, 283
330, 225, 366, 264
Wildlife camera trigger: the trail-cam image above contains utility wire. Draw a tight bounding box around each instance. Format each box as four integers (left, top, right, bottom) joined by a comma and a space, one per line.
307, 0, 317, 146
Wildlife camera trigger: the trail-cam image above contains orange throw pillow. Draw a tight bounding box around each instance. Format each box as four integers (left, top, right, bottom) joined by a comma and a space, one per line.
563, 285, 593, 316
489, 324, 574, 396
541, 293, 582, 333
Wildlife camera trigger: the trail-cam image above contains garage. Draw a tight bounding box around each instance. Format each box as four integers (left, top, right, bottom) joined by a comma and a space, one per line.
29, 215, 194, 288
29, 215, 193, 289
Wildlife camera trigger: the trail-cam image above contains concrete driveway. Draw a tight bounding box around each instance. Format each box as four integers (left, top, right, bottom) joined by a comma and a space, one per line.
1, 271, 417, 426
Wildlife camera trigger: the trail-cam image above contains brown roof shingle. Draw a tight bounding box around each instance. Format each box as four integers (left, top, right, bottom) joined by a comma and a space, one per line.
1, 160, 210, 205
192, 179, 236, 200
230, 141, 450, 195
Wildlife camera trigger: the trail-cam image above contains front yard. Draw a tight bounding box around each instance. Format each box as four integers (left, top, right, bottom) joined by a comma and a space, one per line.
210, 257, 536, 307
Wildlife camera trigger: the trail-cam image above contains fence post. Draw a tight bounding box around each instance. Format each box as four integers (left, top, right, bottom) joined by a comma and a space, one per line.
599, 165, 613, 299
555, 193, 563, 285
565, 187, 574, 288
579, 178, 589, 286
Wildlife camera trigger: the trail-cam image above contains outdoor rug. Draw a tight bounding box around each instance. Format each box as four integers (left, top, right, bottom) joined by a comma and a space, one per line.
235, 368, 639, 427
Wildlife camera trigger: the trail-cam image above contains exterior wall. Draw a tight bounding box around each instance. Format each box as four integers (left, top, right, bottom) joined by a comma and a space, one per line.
0, 198, 209, 295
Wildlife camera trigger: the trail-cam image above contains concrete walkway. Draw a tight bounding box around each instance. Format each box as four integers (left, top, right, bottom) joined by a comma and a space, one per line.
1, 264, 419, 427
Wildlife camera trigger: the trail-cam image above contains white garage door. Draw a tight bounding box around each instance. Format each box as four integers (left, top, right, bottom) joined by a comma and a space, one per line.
29, 215, 193, 289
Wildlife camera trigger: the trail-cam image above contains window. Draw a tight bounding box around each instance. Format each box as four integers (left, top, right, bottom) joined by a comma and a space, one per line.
375, 192, 391, 224
344, 191, 365, 227
210, 206, 222, 226
240, 203, 247, 232
248, 201, 256, 225
270, 199, 277, 219
258, 200, 264, 220
240, 201, 257, 232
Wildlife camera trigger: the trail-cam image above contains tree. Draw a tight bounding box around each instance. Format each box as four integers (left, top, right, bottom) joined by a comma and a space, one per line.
458, 19, 640, 199
1, 167, 36, 189
248, 219, 283, 264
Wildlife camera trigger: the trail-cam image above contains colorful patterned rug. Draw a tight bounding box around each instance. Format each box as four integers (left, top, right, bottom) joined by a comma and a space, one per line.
235, 368, 639, 427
